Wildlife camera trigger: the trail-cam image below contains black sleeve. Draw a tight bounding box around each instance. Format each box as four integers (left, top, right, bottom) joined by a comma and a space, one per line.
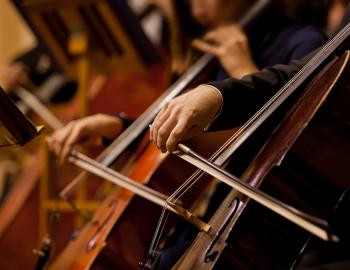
206, 5, 350, 131
102, 113, 134, 145
207, 56, 309, 131
118, 113, 134, 129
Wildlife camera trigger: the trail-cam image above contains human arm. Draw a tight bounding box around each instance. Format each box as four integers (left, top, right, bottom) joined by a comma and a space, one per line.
192, 25, 258, 79
47, 114, 126, 163
150, 55, 310, 152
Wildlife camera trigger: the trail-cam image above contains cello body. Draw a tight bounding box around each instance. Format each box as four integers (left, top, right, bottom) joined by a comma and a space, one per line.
0, 63, 169, 270
172, 51, 350, 269
47, 127, 235, 270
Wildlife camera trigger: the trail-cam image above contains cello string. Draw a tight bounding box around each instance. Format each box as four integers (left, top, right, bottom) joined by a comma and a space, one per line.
167, 22, 350, 203
163, 36, 336, 229
150, 22, 350, 255
148, 206, 169, 255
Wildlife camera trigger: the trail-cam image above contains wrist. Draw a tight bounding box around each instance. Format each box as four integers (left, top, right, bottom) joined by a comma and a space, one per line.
201, 85, 223, 113
234, 62, 258, 79
97, 114, 123, 140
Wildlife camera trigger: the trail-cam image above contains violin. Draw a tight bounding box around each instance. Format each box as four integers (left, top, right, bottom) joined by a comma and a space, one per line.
156, 18, 350, 270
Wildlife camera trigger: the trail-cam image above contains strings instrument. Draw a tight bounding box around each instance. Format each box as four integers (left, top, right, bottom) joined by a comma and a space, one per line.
162, 17, 350, 270
44, 1, 273, 269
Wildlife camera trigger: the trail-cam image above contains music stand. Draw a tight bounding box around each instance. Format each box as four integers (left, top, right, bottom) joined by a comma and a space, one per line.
0, 86, 41, 147
12, 0, 161, 79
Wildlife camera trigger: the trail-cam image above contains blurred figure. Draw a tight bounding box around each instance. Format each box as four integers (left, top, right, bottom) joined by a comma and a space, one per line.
0, 47, 76, 104
288, 0, 350, 35
0, 48, 51, 92
291, 0, 332, 29
169, 0, 327, 79
327, 0, 350, 33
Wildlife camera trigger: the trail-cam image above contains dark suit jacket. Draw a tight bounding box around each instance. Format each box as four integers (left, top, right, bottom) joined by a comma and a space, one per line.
209, 5, 350, 131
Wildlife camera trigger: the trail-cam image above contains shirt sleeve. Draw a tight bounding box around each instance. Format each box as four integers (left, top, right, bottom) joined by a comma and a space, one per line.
206, 56, 310, 131
102, 113, 134, 145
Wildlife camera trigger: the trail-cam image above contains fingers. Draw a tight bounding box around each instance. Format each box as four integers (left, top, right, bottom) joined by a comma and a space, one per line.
192, 39, 221, 56
47, 115, 118, 163
202, 29, 226, 43
201, 25, 246, 47
165, 119, 192, 153
47, 121, 79, 163
192, 25, 244, 56
150, 102, 170, 143
151, 100, 184, 152
60, 125, 84, 163
156, 115, 178, 153
47, 125, 70, 156
151, 85, 221, 153
154, 108, 196, 153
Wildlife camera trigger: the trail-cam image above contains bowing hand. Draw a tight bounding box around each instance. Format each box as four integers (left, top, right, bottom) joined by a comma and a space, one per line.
150, 85, 223, 153
47, 114, 123, 164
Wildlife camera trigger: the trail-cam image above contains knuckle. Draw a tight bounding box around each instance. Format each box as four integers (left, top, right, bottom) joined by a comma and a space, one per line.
172, 129, 181, 137
153, 122, 161, 131
187, 109, 196, 119
218, 47, 226, 56
66, 140, 74, 146
158, 128, 166, 137
78, 124, 87, 133
164, 101, 173, 109
167, 102, 175, 110
172, 106, 181, 115
166, 140, 173, 150
68, 120, 76, 126
167, 138, 177, 151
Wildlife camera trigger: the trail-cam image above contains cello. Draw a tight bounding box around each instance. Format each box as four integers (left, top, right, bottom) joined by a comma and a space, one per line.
148, 18, 350, 270
45, 1, 272, 269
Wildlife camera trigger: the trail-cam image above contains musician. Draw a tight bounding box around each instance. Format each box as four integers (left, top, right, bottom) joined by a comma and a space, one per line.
328, 0, 350, 33
48, 0, 328, 161
169, 0, 327, 79
45, 2, 350, 269
289, 0, 350, 34
150, 1, 350, 153
0, 47, 77, 103
149, 4, 350, 269
0, 47, 50, 90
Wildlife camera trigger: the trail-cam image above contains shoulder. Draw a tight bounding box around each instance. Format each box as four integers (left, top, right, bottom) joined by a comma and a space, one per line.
285, 25, 327, 60
289, 25, 327, 46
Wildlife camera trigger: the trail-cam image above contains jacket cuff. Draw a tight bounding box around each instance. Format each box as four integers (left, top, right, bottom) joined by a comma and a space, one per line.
102, 113, 134, 145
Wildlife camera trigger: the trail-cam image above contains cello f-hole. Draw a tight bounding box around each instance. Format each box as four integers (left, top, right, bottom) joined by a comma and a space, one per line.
86, 200, 118, 252
204, 198, 239, 263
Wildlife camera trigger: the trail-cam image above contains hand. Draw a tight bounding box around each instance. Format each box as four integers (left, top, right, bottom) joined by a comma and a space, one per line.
192, 25, 258, 78
150, 85, 222, 153
47, 114, 123, 163
0, 63, 28, 92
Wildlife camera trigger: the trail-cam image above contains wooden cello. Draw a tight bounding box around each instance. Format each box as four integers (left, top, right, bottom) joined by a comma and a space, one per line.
45, 1, 272, 269
154, 20, 350, 270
